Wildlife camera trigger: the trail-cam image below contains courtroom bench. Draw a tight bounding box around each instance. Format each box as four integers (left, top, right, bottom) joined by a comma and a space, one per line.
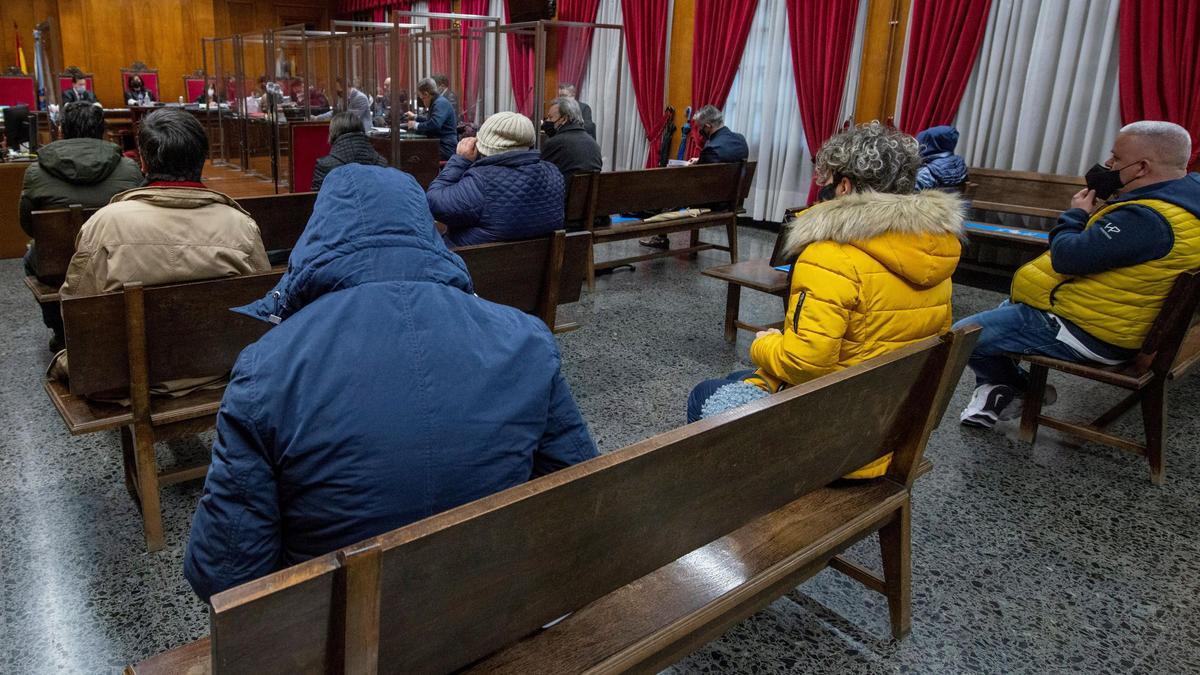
565, 162, 756, 291
128, 328, 977, 674
44, 232, 591, 551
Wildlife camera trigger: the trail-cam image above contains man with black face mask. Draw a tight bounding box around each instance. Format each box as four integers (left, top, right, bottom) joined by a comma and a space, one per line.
541, 96, 602, 181
956, 121, 1200, 429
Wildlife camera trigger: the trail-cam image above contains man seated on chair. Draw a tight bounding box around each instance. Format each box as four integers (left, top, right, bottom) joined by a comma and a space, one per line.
50, 108, 270, 391
556, 82, 595, 139
426, 111, 564, 247
124, 74, 156, 107
184, 164, 597, 602
641, 104, 748, 249
20, 101, 144, 352
540, 96, 602, 180
956, 121, 1200, 428
62, 75, 96, 104
913, 125, 967, 191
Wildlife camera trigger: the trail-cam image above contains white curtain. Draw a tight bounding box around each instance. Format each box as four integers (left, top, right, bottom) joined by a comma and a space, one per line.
724, 0, 868, 221
841, 1, 869, 125
484, 0, 517, 117
582, 0, 646, 171
953, 0, 1121, 175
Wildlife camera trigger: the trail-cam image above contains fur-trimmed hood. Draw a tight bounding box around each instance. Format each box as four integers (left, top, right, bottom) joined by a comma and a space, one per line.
783, 189, 965, 287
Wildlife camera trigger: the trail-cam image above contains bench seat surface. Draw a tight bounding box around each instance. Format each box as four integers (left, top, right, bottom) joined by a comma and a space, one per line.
592, 211, 738, 242
702, 260, 789, 295
45, 378, 226, 435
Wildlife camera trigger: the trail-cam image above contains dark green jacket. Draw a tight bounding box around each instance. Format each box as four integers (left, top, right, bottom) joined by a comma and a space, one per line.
19, 138, 144, 238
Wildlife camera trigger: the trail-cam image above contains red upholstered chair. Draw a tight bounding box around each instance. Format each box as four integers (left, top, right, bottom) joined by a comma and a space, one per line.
289, 121, 331, 193
184, 75, 207, 103
0, 75, 37, 108
121, 63, 159, 101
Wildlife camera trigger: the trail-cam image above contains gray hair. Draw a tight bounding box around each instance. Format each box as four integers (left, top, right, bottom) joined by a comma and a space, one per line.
550, 96, 582, 124
1119, 120, 1192, 170
417, 77, 438, 95
694, 104, 723, 128
557, 82, 577, 97
814, 121, 922, 194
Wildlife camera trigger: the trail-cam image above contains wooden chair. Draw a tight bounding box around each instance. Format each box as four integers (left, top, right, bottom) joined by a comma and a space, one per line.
128, 327, 978, 674
454, 230, 591, 333
565, 162, 757, 291
45, 272, 284, 552
1016, 270, 1200, 484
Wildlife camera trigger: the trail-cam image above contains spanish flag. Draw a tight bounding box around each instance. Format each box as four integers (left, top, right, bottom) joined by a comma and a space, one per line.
14, 22, 27, 75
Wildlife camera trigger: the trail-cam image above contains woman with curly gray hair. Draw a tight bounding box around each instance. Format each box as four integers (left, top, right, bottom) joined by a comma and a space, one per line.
687, 121, 965, 479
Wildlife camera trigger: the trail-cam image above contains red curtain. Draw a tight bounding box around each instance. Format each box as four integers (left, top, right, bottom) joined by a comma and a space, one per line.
503, 0, 537, 117
459, 0, 490, 124
788, 0, 861, 203
556, 0, 602, 96
1120, 0, 1200, 167
898, 0, 991, 134
429, 0, 454, 84
684, 0, 759, 159
338, 0, 406, 15
620, 0, 670, 167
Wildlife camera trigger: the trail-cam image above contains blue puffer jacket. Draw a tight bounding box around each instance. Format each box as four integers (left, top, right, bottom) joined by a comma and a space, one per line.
915, 125, 968, 191
183, 164, 597, 602
427, 150, 565, 248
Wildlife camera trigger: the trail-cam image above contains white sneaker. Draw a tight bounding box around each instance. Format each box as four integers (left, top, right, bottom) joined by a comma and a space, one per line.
960, 384, 1058, 429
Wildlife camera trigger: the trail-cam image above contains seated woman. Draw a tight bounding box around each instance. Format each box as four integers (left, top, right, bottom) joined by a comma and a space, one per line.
687, 121, 965, 478
311, 111, 388, 192
426, 111, 565, 247
124, 74, 155, 106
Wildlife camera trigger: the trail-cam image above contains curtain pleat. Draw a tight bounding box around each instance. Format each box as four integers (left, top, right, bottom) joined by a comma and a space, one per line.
898, 0, 991, 133
685, 0, 760, 159
619, 0, 670, 167
556, 0, 603, 94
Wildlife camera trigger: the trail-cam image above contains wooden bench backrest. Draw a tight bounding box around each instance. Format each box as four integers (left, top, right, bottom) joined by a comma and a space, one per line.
30, 193, 318, 282
966, 167, 1085, 220
565, 161, 756, 226
455, 230, 590, 327
206, 328, 977, 674
61, 271, 283, 397
1137, 270, 1200, 376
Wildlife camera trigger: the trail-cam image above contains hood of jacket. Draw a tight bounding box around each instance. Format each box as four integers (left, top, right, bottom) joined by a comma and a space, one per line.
237, 163, 473, 322
109, 185, 251, 212
37, 137, 125, 185
784, 189, 965, 287
1114, 172, 1200, 215
917, 125, 960, 157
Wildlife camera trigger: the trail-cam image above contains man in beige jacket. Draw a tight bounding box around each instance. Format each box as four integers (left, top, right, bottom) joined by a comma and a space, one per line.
52, 108, 270, 393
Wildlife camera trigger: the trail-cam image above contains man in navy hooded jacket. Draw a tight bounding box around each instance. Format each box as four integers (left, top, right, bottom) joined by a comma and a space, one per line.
914, 125, 968, 191
184, 164, 597, 602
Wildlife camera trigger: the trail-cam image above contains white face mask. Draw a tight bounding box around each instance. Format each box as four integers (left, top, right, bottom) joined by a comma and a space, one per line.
208, 88, 215, 96
75, 85, 86, 94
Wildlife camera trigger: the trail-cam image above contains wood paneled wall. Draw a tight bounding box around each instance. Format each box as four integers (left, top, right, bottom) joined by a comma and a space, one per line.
2, 0, 332, 107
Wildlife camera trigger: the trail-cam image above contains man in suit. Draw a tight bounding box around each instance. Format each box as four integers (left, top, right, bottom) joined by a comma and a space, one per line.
557, 82, 595, 139
62, 75, 96, 104
642, 104, 748, 248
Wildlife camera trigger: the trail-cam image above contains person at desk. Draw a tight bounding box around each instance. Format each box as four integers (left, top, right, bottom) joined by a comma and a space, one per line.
316, 78, 372, 132
19, 101, 144, 351
62, 75, 96, 104
372, 77, 392, 124
195, 79, 225, 105
124, 74, 155, 106
404, 77, 458, 160
434, 74, 458, 114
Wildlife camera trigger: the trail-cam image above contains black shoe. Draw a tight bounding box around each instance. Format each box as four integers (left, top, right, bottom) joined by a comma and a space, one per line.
639, 234, 670, 249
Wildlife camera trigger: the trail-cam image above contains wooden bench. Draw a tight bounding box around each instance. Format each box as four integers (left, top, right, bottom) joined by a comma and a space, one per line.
127, 327, 978, 674
25, 191, 318, 304
454, 230, 591, 333
957, 168, 1083, 291
1016, 270, 1200, 484
45, 271, 283, 552
566, 162, 756, 291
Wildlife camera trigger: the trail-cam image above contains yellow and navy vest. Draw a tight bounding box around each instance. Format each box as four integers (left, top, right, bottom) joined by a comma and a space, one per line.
1011, 198, 1200, 350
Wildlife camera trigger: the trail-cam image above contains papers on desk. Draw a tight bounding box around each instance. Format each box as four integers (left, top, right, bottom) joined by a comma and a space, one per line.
371, 126, 391, 134
666, 159, 690, 167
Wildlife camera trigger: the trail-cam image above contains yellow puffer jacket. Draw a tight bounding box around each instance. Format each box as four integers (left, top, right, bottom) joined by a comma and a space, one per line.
747, 189, 964, 478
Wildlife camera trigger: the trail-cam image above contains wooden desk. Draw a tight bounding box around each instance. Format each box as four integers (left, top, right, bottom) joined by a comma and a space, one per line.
0, 160, 33, 259
371, 134, 442, 189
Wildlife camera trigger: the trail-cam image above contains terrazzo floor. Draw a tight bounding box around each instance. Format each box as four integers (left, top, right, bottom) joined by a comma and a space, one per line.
0, 227, 1198, 674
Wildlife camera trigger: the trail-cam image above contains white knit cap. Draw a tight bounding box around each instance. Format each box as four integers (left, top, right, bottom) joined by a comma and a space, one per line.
475, 111, 535, 156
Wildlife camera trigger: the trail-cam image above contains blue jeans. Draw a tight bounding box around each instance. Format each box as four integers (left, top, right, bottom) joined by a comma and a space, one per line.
953, 301, 1090, 391
687, 369, 758, 423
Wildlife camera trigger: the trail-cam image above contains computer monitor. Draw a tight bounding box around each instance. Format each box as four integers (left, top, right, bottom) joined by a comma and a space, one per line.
3, 105, 31, 151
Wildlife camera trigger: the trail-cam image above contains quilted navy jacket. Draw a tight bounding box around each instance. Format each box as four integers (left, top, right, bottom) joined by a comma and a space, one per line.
183, 164, 597, 602
427, 150, 565, 248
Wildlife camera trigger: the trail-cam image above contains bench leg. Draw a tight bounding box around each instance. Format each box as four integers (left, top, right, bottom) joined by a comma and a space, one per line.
1019, 364, 1048, 444
879, 502, 911, 640
723, 284, 741, 343
726, 218, 739, 263
689, 229, 700, 259
586, 243, 596, 293
132, 422, 165, 552
1142, 380, 1167, 485
120, 426, 138, 504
